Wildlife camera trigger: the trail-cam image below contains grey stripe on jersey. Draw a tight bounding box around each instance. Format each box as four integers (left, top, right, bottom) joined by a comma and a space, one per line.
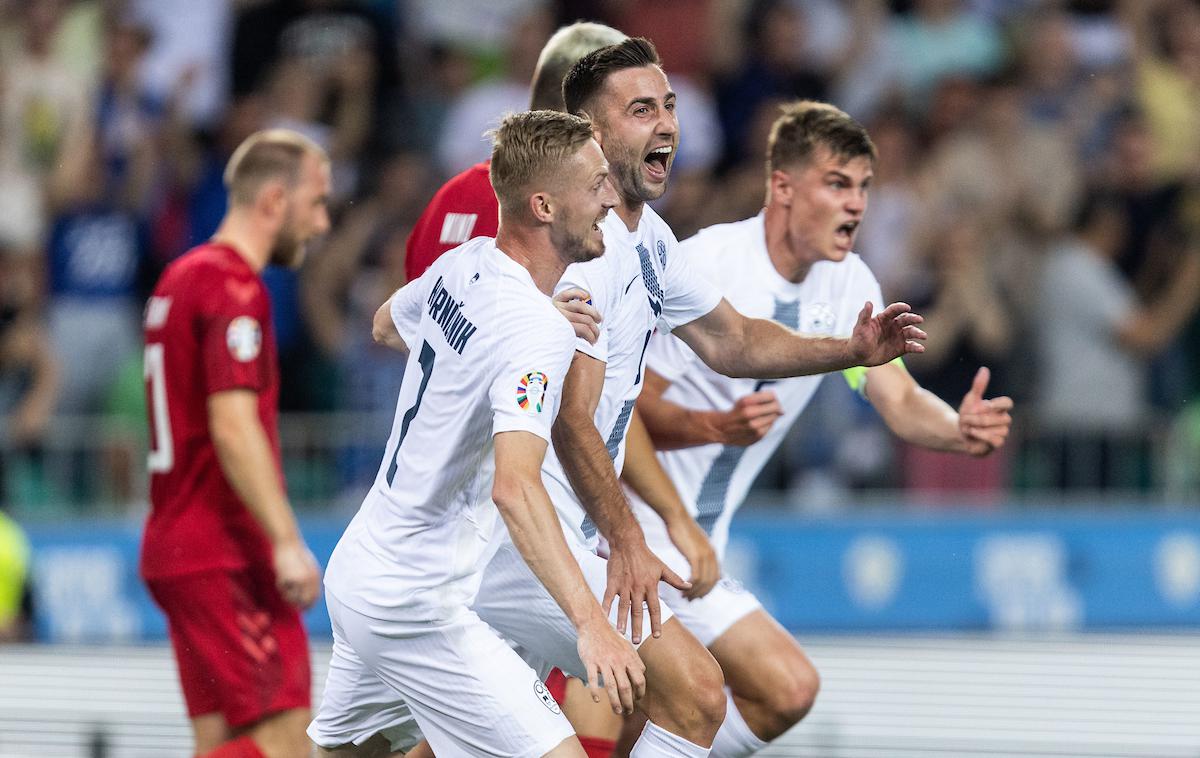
695, 297, 800, 533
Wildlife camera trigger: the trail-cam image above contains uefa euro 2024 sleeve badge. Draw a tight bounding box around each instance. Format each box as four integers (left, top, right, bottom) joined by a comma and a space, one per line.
516, 371, 549, 413
226, 316, 262, 362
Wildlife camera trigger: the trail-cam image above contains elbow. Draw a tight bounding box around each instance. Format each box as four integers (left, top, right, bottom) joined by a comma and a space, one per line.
371, 311, 392, 346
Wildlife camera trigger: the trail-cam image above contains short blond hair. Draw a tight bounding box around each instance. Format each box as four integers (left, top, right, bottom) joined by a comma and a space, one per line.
223, 129, 328, 206
767, 100, 876, 174
489, 110, 595, 218
529, 22, 628, 111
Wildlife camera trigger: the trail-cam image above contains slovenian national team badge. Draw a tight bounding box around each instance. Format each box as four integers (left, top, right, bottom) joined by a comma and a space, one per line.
517, 372, 549, 413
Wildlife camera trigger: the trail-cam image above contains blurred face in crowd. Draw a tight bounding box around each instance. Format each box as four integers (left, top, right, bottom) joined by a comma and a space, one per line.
773, 146, 872, 265
270, 152, 331, 268
547, 138, 618, 265
590, 65, 679, 206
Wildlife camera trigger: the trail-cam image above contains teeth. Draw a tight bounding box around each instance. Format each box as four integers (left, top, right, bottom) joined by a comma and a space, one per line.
650, 147, 671, 155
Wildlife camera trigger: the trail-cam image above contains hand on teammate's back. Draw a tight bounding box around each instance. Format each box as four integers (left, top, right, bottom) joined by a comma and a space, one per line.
665, 515, 720, 600
603, 538, 690, 645
576, 619, 646, 715
956, 367, 1014, 457
273, 539, 321, 609
848, 301, 927, 366
553, 288, 603, 345
715, 390, 783, 446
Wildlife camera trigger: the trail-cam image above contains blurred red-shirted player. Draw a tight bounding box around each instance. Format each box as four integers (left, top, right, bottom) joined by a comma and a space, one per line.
404, 160, 497, 282
142, 129, 329, 758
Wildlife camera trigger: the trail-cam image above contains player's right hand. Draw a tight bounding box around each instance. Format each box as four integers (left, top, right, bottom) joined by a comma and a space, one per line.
274, 540, 320, 609
553, 287, 602, 344
848, 301, 927, 366
604, 538, 690, 645
577, 619, 646, 715
714, 390, 783, 446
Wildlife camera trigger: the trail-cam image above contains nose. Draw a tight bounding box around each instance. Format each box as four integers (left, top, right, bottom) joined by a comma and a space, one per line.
845, 188, 866, 215
656, 106, 678, 140
601, 177, 619, 208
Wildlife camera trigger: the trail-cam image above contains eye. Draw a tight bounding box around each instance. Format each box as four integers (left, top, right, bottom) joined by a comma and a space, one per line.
665, 101, 675, 112
634, 106, 649, 116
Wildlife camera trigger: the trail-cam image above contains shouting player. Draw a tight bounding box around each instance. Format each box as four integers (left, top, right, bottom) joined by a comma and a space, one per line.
308, 110, 644, 758
141, 129, 328, 758
625, 101, 1015, 757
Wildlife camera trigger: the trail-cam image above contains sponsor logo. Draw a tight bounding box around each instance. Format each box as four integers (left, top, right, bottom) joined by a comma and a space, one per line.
517, 372, 549, 413
226, 316, 262, 362
533, 678, 562, 715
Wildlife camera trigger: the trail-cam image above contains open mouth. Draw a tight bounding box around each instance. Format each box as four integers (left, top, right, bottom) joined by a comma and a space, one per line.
644, 146, 672, 179
835, 220, 859, 248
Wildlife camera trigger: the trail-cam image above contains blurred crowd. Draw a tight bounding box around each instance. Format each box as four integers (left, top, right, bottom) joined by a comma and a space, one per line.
2, 0, 1200, 512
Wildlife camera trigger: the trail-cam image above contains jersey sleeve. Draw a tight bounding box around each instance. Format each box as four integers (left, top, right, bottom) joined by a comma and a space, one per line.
200, 276, 270, 395
838, 257, 891, 395
389, 278, 426, 348
659, 231, 723, 333
489, 312, 576, 443
555, 259, 611, 364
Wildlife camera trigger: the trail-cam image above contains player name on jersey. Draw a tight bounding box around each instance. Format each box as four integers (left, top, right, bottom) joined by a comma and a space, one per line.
426, 276, 478, 354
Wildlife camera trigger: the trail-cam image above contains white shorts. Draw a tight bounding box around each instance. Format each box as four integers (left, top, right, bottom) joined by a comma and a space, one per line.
643, 531, 762, 647
308, 591, 574, 758
472, 538, 675, 680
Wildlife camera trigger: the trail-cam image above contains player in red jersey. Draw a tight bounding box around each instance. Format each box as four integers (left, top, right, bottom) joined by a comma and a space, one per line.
142, 129, 330, 758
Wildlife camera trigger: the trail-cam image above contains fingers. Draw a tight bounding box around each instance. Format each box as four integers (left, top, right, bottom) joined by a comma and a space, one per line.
904, 340, 925, 354
629, 659, 647, 702
968, 366, 991, 400
587, 664, 601, 704
554, 287, 593, 305
604, 664, 625, 714
877, 301, 912, 320
616, 592, 631, 636
985, 395, 1014, 412
644, 592, 662, 641
660, 563, 692, 592
855, 301, 874, 327
901, 325, 927, 342
630, 591, 645, 645
602, 584, 617, 620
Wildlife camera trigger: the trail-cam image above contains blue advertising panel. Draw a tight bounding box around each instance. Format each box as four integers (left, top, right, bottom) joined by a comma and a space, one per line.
19, 510, 1200, 642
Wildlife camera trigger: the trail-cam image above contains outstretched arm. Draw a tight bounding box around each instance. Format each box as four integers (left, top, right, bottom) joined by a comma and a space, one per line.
672, 298, 926, 379
637, 368, 783, 450
552, 352, 690, 643
865, 363, 1013, 456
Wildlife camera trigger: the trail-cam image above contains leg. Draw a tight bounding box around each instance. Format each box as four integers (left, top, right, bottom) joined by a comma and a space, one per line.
633, 617, 727, 748
561, 676, 623, 757
708, 610, 819, 747
317, 732, 409, 757
193, 713, 232, 754
239, 707, 314, 758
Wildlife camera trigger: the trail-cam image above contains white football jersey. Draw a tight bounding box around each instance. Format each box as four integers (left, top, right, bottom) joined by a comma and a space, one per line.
542, 206, 723, 548
629, 212, 884, 556
325, 237, 577, 623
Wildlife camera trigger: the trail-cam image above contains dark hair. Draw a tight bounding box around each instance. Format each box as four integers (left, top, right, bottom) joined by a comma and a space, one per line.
767, 100, 877, 174
562, 37, 661, 117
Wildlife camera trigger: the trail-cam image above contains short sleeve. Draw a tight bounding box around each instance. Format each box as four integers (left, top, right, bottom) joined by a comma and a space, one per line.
201, 276, 270, 395
659, 233, 722, 332
836, 259, 885, 337
390, 278, 425, 348
556, 258, 612, 363
643, 328, 697, 384
489, 312, 576, 442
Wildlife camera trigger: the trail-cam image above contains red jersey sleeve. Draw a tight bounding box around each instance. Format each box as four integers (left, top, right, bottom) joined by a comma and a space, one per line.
200, 275, 271, 395
405, 161, 499, 282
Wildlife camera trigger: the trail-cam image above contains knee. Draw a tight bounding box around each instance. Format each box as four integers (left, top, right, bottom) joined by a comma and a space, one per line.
686, 652, 727, 735
766, 658, 820, 726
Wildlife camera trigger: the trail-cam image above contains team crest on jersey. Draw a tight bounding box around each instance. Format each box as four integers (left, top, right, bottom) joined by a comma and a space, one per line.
533, 678, 562, 714
226, 316, 262, 362
801, 303, 837, 335
656, 239, 667, 267
517, 372, 549, 413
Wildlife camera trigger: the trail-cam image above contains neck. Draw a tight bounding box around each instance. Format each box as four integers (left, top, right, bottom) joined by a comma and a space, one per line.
614, 195, 644, 232
210, 209, 273, 273
762, 201, 813, 284
495, 224, 568, 296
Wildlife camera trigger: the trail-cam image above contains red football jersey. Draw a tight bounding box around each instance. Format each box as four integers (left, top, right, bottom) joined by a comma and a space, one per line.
140, 243, 281, 580
404, 160, 499, 282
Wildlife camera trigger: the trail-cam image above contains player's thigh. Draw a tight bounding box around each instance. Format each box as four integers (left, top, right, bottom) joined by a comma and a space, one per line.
309, 597, 421, 756
333, 593, 576, 758
635, 616, 723, 707
707, 609, 818, 706
191, 712, 231, 754
561, 677, 624, 739
243, 706, 312, 758
473, 541, 674, 679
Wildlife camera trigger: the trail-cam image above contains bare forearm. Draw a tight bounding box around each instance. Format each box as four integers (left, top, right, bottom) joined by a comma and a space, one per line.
552, 412, 644, 547
620, 413, 691, 525
211, 414, 302, 545
872, 384, 966, 453
637, 396, 723, 449
495, 481, 607, 631
730, 318, 855, 379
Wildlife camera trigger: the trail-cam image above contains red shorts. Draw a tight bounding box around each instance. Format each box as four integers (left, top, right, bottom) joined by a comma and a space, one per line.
147, 566, 311, 728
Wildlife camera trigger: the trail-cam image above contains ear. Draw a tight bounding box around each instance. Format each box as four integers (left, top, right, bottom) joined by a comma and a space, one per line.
769, 169, 793, 207
529, 191, 554, 224
258, 179, 288, 218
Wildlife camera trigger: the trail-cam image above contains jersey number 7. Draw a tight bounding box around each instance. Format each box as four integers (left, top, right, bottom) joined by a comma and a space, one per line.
386, 340, 437, 487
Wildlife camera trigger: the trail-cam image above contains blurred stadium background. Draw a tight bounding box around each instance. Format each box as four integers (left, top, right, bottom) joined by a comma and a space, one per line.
3, 0, 1200, 755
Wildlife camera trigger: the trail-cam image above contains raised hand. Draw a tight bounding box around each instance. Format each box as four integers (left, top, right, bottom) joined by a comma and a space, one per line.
958, 366, 1013, 456
714, 390, 783, 446
848, 301, 927, 366
576, 620, 646, 715
604, 538, 691, 645
553, 287, 603, 345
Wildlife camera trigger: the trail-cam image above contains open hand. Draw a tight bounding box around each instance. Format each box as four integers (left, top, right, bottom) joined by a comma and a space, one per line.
604, 538, 690, 644
577, 620, 646, 715
848, 302, 927, 366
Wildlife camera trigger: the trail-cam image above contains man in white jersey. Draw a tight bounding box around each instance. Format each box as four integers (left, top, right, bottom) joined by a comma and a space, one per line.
462, 39, 930, 758
307, 111, 646, 758
625, 101, 1015, 758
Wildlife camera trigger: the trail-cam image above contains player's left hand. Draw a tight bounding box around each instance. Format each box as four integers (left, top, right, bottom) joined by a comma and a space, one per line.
848, 302, 926, 366
665, 515, 719, 600
957, 367, 1013, 456
553, 288, 602, 345
604, 537, 690, 645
